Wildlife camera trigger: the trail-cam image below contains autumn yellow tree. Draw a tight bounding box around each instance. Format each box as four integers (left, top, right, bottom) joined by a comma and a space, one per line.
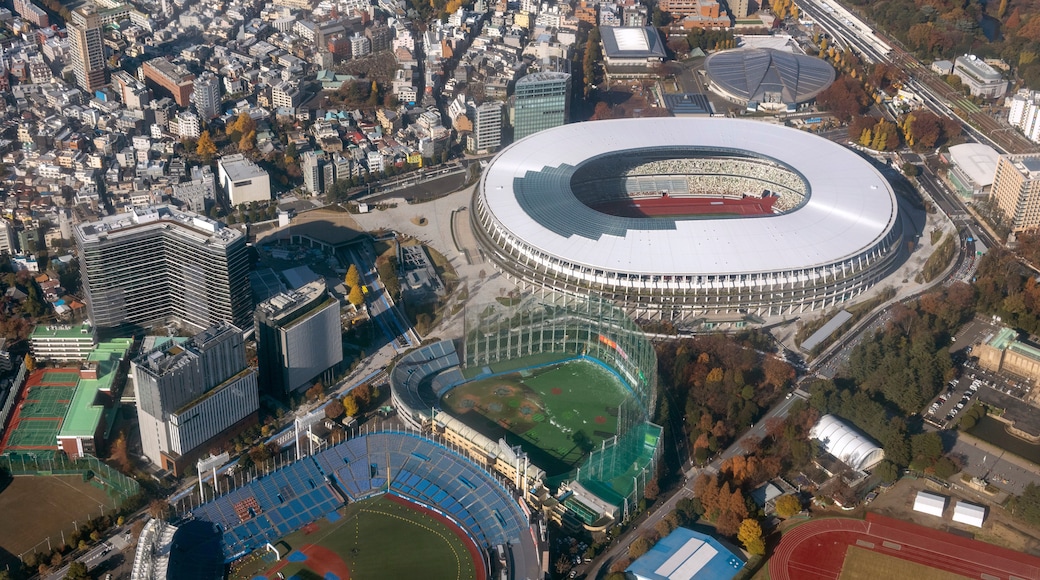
346, 264, 361, 288
342, 395, 360, 417
775, 494, 801, 518
348, 284, 364, 307
197, 130, 217, 159
737, 518, 765, 555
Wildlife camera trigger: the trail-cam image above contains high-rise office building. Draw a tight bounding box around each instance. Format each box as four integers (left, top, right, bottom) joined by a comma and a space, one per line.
992, 154, 1040, 233
132, 323, 258, 474
69, 5, 107, 92
472, 101, 504, 153
512, 72, 571, 141
192, 71, 222, 120
254, 280, 342, 397
75, 205, 251, 332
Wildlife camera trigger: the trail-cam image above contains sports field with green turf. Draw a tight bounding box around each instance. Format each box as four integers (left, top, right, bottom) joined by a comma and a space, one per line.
238, 495, 479, 580
442, 359, 628, 474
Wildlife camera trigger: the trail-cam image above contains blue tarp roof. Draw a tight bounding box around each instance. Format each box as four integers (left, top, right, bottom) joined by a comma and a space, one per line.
626, 527, 744, 580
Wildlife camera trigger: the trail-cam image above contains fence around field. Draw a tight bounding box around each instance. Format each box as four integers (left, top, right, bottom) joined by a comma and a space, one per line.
1, 452, 140, 505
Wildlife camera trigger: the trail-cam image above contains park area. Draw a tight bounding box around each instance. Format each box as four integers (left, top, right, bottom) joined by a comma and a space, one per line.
442, 359, 629, 472
0, 475, 117, 565
232, 495, 482, 580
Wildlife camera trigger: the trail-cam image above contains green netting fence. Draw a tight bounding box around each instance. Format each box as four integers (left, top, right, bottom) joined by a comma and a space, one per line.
1, 452, 140, 506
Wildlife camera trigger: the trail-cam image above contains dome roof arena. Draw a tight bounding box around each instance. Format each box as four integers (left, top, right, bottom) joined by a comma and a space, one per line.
472, 118, 904, 322
705, 48, 835, 111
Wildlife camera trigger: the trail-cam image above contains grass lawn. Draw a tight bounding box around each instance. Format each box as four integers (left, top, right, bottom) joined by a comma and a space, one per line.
839, 546, 971, 580
443, 359, 628, 474
241, 495, 477, 580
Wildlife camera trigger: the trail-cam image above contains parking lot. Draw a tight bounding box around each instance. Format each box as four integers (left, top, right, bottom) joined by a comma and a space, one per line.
925, 376, 982, 428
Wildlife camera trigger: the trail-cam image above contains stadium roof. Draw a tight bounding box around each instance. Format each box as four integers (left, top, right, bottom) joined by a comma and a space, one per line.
953, 501, 986, 527
480, 118, 898, 276
626, 527, 744, 580
601, 26, 667, 59
809, 414, 885, 471
949, 143, 999, 188
913, 491, 947, 517
705, 48, 835, 106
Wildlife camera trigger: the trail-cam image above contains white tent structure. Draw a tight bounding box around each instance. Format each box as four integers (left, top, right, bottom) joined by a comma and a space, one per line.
953, 501, 986, 527
913, 491, 947, 517
809, 415, 885, 471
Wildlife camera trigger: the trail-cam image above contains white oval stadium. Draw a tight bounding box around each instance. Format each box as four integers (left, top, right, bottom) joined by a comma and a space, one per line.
472, 118, 904, 322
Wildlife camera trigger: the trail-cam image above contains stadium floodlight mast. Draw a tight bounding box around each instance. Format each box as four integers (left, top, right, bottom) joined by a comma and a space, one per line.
197, 452, 230, 503
295, 410, 324, 459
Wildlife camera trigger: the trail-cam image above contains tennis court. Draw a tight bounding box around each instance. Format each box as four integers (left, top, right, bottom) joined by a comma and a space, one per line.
0, 369, 78, 454
443, 359, 628, 472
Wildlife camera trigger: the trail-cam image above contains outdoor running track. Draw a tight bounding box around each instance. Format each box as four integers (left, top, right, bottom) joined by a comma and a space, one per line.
771, 513, 1040, 580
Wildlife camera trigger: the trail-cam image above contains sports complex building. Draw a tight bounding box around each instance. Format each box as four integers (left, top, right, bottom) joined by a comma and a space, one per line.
390, 292, 661, 532
472, 118, 904, 324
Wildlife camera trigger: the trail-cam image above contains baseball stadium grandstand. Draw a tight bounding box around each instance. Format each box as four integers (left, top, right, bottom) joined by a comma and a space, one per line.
170, 430, 539, 580
390, 291, 661, 531
472, 118, 905, 324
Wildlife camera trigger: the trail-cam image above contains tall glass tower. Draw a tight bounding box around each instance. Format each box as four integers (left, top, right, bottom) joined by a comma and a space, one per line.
513, 72, 571, 142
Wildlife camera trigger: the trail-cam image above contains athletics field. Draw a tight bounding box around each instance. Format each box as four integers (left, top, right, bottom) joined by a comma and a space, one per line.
441, 359, 628, 473
235, 495, 483, 580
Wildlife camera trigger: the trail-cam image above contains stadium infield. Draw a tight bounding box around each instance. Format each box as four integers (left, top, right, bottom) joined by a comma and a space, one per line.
771, 513, 1040, 580
245, 495, 484, 580
442, 359, 628, 472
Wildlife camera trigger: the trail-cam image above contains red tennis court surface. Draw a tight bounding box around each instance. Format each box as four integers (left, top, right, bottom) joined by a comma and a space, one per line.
771, 513, 1040, 580
0, 369, 79, 453
588, 195, 777, 218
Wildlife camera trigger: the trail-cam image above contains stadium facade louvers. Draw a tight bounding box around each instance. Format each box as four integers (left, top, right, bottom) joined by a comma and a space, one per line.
76, 205, 251, 332
473, 118, 903, 323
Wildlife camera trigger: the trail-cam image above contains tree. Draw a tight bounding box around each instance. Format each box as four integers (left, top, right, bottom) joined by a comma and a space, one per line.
774, 494, 801, 518
737, 518, 765, 555
325, 398, 344, 419
643, 478, 660, 500
348, 284, 365, 307
197, 130, 217, 159
148, 499, 170, 520
64, 562, 89, 580
342, 395, 360, 418
305, 382, 324, 402
629, 536, 653, 559
346, 264, 361, 288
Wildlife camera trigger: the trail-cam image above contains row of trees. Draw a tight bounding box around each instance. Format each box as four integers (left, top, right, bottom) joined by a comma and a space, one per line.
657, 333, 795, 464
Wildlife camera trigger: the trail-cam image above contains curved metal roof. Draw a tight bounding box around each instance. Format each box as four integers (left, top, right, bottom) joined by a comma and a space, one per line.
949, 143, 1000, 187
705, 48, 835, 105
809, 414, 885, 471
479, 117, 898, 276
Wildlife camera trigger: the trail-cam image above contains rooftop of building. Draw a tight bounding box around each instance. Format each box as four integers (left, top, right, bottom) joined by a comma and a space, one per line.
143, 57, 195, 82
954, 55, 1003, 82
76, 205, 242, 247
256, 279, 331, 323
59, 338, 132, 437
30, 322, 96, 341
218, 153, 269, 182
625, 527, 745, 580
949, 143, 1000, 187
987, 326, 1040, 361
600, 26, 667, 59
1005, 154, 1040, 180
516, 71, 571, 85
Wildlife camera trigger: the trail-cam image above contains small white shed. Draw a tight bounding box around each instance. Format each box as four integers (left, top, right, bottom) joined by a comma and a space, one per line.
952, 501, 986, 528
913, 491, 947, 517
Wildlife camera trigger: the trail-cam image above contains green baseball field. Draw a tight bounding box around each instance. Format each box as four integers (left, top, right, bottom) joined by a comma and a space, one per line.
233, 495, 481, 580
442, 359, 629, 473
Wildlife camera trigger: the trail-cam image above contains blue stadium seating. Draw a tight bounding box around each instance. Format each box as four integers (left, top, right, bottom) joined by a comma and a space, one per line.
188, 431, 529, 562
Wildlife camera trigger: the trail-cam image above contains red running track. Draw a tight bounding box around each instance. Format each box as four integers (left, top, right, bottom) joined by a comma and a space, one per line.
587, 195, 777, 218
772, 513, 1040, 580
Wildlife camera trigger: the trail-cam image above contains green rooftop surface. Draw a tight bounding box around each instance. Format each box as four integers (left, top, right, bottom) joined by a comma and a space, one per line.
987, 327, 1040, 362
58, 339, 131, 438
30, 323, 96, 340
